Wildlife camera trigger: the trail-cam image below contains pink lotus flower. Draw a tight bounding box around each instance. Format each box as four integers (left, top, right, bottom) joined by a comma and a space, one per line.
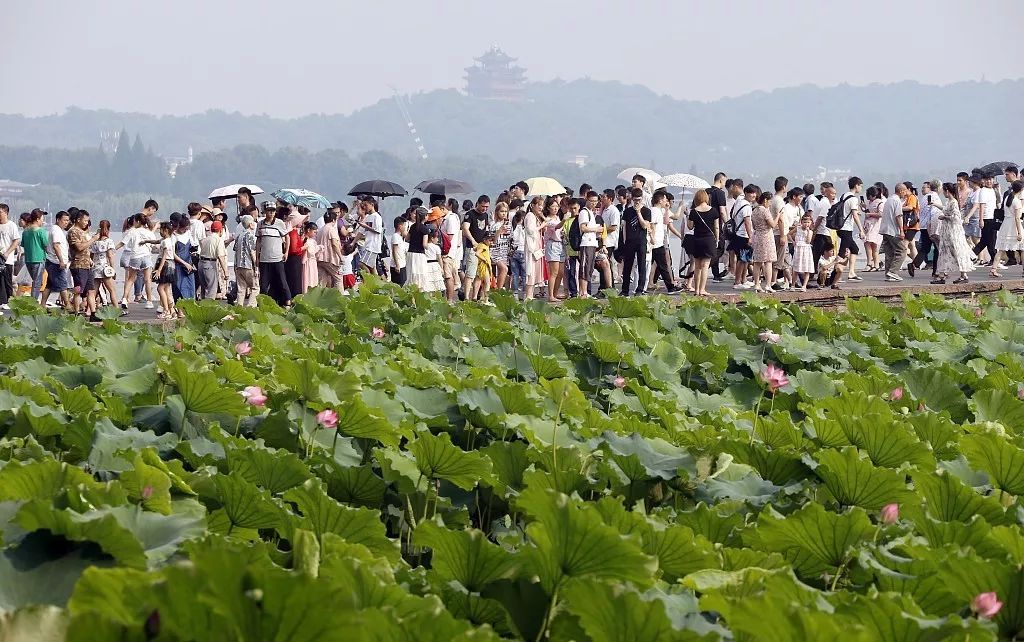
241, 386, 267, 407
174, 342, 183, 351
759, 363, 789, 394
141, 485, 153, 500
880, 503, 899, 524
1018, 385, 1024, 400
971, 592, 1003, 619
890, 387, 904, 401
371, 327, 385, 339
974, 308, 984, 318
235, 341, 252, 356
758, 330, 781, 344
614, 376, 626, 389
316, 409, 338, 429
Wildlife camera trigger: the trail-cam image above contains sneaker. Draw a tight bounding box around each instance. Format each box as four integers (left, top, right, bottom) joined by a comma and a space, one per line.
732, 283, 751, 290
885, 272, 903, 282
907, 262, 915, 277
711, 277, 726, 283
0, 303, 9, 310
144, 301, 154, 309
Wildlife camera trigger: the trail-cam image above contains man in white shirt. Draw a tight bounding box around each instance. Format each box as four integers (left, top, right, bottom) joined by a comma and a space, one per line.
770, 177, 788, 286
600, 189, 621, 286
357, 198, 383, 276
835, 176, 865, 282
811, 182, 836, 268
728, 186, 754, 290
42, 210, 72, 309
914, 180, 942, 276
0, 204, 19, 309
881, 184, 907, 281
972, 175, 998, 265
439, 198, 464, 302
575, 197, 601, 298
646, 191, 680, 294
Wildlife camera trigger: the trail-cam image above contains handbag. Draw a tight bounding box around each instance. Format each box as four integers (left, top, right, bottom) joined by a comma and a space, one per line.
531, 248, 544, 261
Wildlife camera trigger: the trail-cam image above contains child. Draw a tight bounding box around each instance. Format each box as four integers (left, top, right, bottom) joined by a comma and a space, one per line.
301, 222, 320, 294
423, 229, 445, 293
154, 222, 177, 320
817, 245, 848, 290
791, 213, 815, 291
473, 234, 494, 304
339, 237, 359, 294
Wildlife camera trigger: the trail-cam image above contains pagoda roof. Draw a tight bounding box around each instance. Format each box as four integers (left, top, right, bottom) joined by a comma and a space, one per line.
474, 45, 515, 64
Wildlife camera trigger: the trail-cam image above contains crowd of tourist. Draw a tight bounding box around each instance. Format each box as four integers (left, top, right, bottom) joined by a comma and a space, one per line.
0, 166, 1020, 318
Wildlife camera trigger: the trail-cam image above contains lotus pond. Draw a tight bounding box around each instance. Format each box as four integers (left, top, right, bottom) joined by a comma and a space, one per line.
3, 284, 1024, 641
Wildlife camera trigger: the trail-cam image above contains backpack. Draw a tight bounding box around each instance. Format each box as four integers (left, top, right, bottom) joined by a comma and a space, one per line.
567, 215, 583, 252
826, 195, 855, 230
440, 232, 452, 256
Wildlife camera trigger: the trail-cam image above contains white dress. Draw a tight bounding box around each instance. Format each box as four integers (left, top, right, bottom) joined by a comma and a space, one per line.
422, 243, 445, 292
995, 196, 1024, 252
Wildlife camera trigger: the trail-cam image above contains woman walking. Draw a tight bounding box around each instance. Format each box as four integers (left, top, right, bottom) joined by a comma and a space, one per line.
749, 191, 778, 293
862, 186, 884, 271
933, 182, 974, 284
490, 202, 512, 290
92, 219, 117, 307
543, 197, 566, 302
991, 180, 1023, 277
687, 189, 718, 297
523, 196, 544, 301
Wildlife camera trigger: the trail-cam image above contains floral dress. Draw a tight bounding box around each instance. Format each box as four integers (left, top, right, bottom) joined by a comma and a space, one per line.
936, 200, 976, 276
863, 198, 884, 245
750, 205, 777, 263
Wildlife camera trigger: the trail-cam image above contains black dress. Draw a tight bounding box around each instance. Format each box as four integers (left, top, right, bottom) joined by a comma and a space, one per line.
689, 208, 718, 259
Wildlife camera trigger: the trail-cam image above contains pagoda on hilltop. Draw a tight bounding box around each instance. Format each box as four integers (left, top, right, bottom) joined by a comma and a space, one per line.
464, 46, 527, 101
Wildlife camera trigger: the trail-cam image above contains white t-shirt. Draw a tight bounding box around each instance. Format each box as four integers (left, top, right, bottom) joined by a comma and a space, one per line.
160, 238, 175, 261
650, 207, 666, 248
390, 232, 408, 270
363, 212, 383, 253
512, 222, 526, 251
46, 224, 68, 264
340, 250, 355, 276
770, 194, 786, 219
135, 227, 159, 260
781, 203, 801, 235
578, 208, 598, 247
424, 243, 441, 261
978, 187, 997, 220
189, 218, 206, 246
0, 221, 18, 265
840, 192, 861, 232
730, 200, 752, 239
441, 212, 464, 263
603, 204, 621, 248
814, 197, 833, 236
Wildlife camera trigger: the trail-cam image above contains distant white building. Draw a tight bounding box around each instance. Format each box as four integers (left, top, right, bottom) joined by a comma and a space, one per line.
164, 146, 194, 178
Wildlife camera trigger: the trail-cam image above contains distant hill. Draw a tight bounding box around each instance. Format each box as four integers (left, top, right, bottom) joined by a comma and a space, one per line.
0, 79, 1019, 173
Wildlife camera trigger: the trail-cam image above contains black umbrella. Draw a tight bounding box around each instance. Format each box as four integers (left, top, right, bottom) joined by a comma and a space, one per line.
414, 178, 474, 195
348, 179, 408, 198
977, 161, 1018, 178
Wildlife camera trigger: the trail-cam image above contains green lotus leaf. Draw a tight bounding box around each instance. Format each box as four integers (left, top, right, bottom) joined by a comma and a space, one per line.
846, 416, 935, 469
562, 579, 700, 642
119, 454, 172, 514
282, 478, 398, 562
913, 470, 1011, 525
748, 503, 875, 580
408, 431, 492, 490
642, 523, 719, 582
515, 486, 657, 593
212, 473, 283, 534
0, 459, 104, 503
331, 396, 399, 447
163, 357, 247, 417
66, 567, 153, 629
86, 419, 178, 474
228, 445, 309, 495
0, 605, 69, 642
937, 554, 1024, 639
960, 431, 1024, 495
480, 441, 529, 497
415, 520, 518, 591
322, 464, 387, 509
14, 502, 146, 569
813, 447, 913, 510
904, 367, 969, 421
672, 503, 746, 546
971, 389, 1024, 433
596, 431, 696, 481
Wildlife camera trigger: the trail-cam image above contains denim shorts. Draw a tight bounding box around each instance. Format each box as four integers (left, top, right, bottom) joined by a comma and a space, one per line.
45, 261, 71, 291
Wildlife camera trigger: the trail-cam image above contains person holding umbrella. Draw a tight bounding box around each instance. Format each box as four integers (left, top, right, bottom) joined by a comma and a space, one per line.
355, 197, 383, 277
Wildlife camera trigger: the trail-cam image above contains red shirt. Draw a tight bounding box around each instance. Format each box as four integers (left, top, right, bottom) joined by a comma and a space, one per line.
287, 229, 303, 256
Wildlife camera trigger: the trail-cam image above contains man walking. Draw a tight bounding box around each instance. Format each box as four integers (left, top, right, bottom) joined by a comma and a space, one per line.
41, 210, 72, 309
914, 180, 942, 275
729, 185, 755, 290
618, 188, 652, 296
708, 172, 729, 282
836, 177, 865, 282
256, 206, 291, 307
811, 182, 836, 269
972, 175, 997, 265
881, 184, 908, 281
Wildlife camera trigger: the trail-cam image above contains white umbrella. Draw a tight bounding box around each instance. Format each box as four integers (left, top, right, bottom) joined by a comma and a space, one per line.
208, 184, 263, 200
524, 177, 566, 197
616, 167, 661, 186
659, 173, 710, 190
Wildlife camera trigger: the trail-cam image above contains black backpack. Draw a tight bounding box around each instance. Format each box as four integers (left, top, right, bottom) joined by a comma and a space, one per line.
567, 216, 582, 252
826, 195, 855, 230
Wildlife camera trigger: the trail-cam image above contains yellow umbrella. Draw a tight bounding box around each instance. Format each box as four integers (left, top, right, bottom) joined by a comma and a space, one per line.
524, 177, 566, 197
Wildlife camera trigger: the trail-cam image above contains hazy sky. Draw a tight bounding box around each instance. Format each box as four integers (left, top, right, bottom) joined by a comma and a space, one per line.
4, 0, 1022, 119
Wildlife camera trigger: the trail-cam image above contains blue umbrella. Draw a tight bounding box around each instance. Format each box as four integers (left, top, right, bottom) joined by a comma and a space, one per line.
270, 188, 332, 209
